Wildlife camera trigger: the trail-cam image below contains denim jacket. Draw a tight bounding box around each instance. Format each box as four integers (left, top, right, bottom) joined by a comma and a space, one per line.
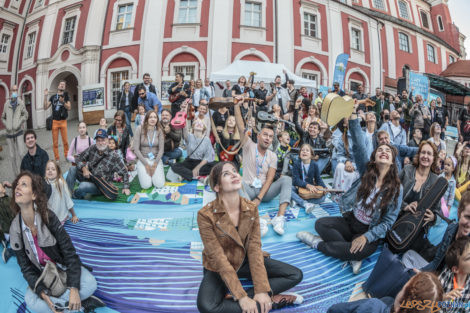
338, 118, 403, 243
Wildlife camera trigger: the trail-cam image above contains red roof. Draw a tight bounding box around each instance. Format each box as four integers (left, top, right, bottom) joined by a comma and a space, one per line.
441, 60, 470, 78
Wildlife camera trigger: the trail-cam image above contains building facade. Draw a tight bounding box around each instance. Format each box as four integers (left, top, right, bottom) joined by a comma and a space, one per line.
0, 0, 465, 129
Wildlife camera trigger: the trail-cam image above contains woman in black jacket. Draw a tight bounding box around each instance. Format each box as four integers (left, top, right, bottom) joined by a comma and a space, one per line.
116, 81, 135, 137
9, 172, 104, 313
108, 110, 131, 159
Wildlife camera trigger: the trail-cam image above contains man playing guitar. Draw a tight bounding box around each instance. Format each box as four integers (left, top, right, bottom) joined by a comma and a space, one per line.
168, 72, 190, 116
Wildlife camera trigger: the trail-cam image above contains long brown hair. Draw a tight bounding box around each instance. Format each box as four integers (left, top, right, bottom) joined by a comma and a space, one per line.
209, 161, 239, 197
356, 144, 401, 216
142, 110, 162, 136
114, 110, 127, 128
396, 272, 443, 313
412, 141, 440, 174
222, 116, 240, 141
11, 172, 49, 224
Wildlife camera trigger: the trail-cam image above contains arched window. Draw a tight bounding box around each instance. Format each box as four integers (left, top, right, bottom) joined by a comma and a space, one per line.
398, 0, 410, 20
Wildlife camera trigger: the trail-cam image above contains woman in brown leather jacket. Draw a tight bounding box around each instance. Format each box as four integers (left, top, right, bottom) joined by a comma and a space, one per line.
197, 161, 303, 313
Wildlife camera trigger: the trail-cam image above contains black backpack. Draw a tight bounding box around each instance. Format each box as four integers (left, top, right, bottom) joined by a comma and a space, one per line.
386, 177, 448, 254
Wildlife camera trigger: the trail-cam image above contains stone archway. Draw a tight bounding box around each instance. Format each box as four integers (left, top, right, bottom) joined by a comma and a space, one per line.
49, 71, 80, 120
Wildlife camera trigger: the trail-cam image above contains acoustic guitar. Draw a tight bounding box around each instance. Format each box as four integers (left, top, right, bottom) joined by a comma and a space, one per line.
257, 111, 295, 128
321, 93, 355, 126
219, 144, 241, 162
208, 97, 263, 110
298, 186, 345, 199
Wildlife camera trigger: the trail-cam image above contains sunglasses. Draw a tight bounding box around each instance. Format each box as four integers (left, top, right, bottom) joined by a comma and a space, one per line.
139, 93, 145, 96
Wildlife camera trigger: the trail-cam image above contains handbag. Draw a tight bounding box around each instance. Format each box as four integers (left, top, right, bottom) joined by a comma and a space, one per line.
419, 107, 431, 130
34, 261, 67, 297
386, 177, 448, 254
46, 116, 53, 131
362, 244, 414, 298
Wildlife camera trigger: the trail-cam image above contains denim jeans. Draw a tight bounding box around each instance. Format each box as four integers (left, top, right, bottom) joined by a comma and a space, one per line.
290, 186, 325, 208
314, 157, 329, 175
24, 266, 97, 313
162, 148, 183, 164
240, 176, 292, 205
66, 166, 77, 194
197, 257, 302, 313
124, 106, 134, 137
66, 166, 101, 199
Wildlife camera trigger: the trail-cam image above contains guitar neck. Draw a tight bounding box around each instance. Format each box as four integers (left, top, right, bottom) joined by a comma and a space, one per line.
317, 187, 344, 193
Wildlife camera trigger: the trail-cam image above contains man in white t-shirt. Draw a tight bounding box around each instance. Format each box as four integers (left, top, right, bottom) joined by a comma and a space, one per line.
234, 103, 292, 237
379, 110, 407, 146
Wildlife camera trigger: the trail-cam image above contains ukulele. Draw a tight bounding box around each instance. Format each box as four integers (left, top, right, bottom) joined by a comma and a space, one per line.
170, 111, 187, 129
220, 145, 236, 162
298, 186, 345, 199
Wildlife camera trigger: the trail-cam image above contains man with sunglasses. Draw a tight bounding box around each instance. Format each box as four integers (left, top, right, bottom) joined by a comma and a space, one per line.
137, 86, 162, 114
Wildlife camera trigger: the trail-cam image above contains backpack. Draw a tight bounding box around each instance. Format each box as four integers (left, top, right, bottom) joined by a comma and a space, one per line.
386, 177, 448, 254
73, 136, 92, 155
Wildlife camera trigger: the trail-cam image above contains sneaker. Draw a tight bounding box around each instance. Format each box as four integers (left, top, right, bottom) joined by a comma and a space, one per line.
272, 292, 303, 309
304, 203, 315, 215
296, 231, 323, 249
271, 215, 286, 235
351, 260, 362, 274
82, 295, 106, 313
290, 200, 297, 208
2, 247, 13, 263
260, 218, 269, 237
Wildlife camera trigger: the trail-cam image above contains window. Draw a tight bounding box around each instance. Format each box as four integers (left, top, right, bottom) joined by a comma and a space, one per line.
62, 17, 76, 45
303, 13, 317, 37
111, 71, 129, 108
116, 4, 133, 30
372, 0, 385, 10
173, 65, 195, 80
420, 11, 429, 29
26, 32, 36, 59
398, 1, 409, 20
178, 0, 198, 24
244, 2, 262, 27
449, 55, 455, 64
351, 28, 361, 50
302, 72, 318, 83
438, 16, 444, 31
427, 44, 436, 63
398, 32, 410, 52
0, 34, 10, 54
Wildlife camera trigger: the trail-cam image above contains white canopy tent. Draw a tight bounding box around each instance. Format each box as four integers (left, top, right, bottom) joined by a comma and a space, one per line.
210, 60, 317, 89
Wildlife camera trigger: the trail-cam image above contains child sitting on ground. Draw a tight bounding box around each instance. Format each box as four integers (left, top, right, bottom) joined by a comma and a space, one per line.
291, 144, 326, 213
274, 131, 291, 181
439, 236, 470, 312
45, 160, 78, 224
108, 136, 124, 182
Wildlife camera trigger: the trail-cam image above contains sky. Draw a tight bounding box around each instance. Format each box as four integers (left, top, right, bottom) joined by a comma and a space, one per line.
448, 0, 470, 59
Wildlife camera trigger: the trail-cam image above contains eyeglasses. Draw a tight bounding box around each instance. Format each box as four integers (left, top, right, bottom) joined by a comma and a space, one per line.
115, 118, 122, 122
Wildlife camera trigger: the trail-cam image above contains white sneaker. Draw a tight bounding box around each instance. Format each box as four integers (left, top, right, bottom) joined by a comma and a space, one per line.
350, 260, 362, 274
259, 218, 269, 237
271, 215, 286, 235
304, 203, 315, 215
296, 231, 323, 249
290, 200, 297, 208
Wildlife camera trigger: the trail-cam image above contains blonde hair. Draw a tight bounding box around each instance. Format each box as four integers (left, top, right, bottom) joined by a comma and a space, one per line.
222, 116, 240, 140
45, 160, 69, 197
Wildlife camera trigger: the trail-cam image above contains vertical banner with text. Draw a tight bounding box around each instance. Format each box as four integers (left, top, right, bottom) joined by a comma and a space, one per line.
408, 71, 430, 106
332, 53, 349, 91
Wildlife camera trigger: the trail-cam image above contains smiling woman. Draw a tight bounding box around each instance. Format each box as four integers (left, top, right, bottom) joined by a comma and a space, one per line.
196, 162, 304, 313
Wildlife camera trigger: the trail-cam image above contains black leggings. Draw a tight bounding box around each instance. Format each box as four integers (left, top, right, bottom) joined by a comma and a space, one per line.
315, 213, 379, 261
171, 158, 216, 181
197, 257, 303, 313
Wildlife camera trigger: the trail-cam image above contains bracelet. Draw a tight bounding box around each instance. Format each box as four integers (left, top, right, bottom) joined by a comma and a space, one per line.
255, 196, 262, 201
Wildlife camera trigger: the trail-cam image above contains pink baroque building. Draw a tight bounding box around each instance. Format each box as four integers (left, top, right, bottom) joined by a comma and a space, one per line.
0, 0, 465, 130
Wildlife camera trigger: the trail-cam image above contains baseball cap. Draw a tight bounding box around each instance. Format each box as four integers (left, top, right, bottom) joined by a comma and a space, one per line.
95, 129, 108, 139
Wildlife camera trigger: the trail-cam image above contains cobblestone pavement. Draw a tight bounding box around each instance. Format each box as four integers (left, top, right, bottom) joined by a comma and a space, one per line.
0, 119, 110, 182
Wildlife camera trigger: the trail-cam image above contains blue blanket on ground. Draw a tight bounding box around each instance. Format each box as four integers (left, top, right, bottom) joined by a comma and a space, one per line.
1, 197, 381, 313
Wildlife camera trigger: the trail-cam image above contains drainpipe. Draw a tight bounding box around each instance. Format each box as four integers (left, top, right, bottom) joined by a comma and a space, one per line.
274, 0, 278, 63
14, 0, 33, 84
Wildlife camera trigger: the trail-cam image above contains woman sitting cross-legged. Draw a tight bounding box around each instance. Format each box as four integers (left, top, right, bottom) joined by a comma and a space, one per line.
291, 144, 327, 213
197, 162, 303, 313
170, 118, 216, 182
297, 106, 403, 274
9, 172, 105, 313
133, 110, 165, 189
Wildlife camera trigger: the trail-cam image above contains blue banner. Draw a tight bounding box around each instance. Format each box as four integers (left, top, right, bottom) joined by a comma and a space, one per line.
408, 71, 430, 106
318, 85, 330, 98
332, 53, 349, 91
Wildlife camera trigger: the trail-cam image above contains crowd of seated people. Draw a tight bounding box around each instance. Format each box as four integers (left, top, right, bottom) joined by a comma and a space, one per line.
2, 69, 470, 313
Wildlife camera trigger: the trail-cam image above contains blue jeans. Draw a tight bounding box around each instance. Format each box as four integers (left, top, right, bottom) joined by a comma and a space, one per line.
124, 106, 133, 137
162, 148, 182, 164
291, 186, 325, 208
315, 157, 329, 174
24, 266, 97, 313
66, 166, 101, 199
66, 166, 77, 194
